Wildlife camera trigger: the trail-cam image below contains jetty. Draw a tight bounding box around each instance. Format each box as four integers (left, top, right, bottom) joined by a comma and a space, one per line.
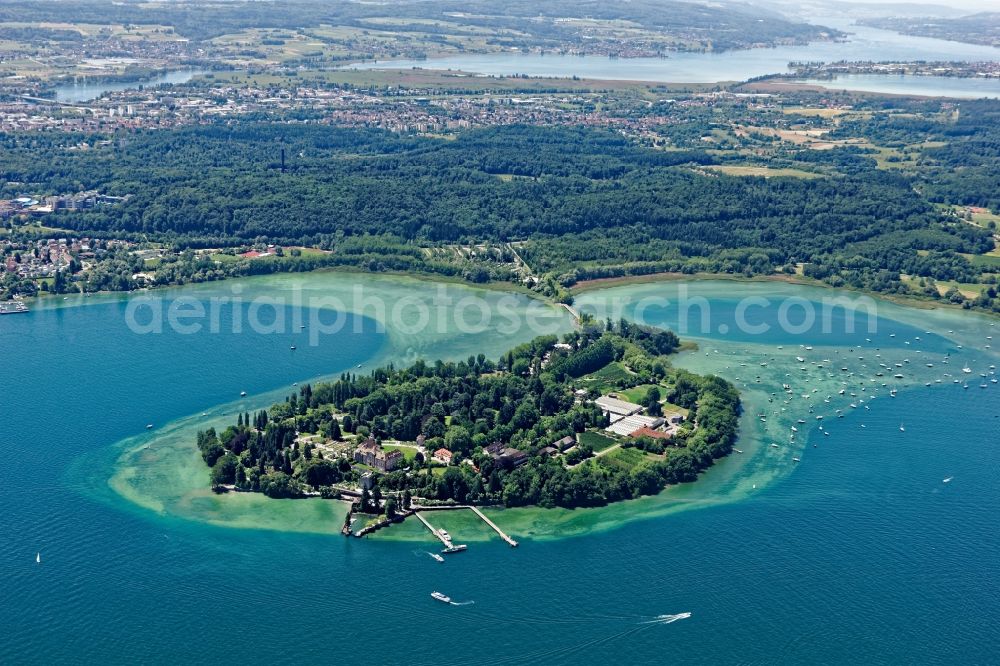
412, 510, 453, 548
413, 505, 518, 548
560, 302, 581, 323
468, 506, 518, 547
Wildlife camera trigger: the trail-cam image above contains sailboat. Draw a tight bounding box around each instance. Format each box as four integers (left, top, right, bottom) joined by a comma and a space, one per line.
36, 552, 40, 564
899, 423, 905, 432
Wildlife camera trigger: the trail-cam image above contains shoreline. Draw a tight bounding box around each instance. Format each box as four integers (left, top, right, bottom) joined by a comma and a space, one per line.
25, 260, 996, 322
569, 269, 998, 318
72, 270, 999, 543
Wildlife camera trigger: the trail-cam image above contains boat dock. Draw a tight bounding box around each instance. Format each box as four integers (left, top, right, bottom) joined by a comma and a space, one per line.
412, 510, 454, 548
560, 302, 581, 323
0, 301, 29, 315
413, 505, 518, 548
468, 506, 518, 547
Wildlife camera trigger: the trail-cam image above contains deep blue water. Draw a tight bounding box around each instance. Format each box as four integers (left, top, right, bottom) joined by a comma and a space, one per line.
2, 285, 999, 664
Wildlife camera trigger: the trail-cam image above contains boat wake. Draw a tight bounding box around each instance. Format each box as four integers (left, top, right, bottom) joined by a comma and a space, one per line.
641, 612, 692, 625
450, 600, 475, 606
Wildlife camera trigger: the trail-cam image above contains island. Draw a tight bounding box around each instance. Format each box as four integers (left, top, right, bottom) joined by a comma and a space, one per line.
194, 319, 740, 535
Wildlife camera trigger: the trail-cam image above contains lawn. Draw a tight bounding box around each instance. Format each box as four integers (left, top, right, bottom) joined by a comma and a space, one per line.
210, 253, 241, 264
703, 165, 823, 179
964, 253, 1000, 270
578, 430, 618, 453
616, 383, 662, 404
934, 279, 987, 299
596, 447, 653, 473
383, 444, 419, 462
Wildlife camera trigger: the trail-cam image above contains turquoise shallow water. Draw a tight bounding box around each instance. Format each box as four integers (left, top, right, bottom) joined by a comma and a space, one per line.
2, 274, 999, 664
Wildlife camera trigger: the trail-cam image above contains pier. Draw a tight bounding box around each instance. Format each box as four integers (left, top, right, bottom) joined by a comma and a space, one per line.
412, 510, 454, 548
413, 505, 518, 548
560, 302, 581, 323
468, 506, 518, 547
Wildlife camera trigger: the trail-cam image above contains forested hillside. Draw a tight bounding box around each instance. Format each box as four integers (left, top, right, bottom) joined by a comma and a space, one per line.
1, 122, 991, 297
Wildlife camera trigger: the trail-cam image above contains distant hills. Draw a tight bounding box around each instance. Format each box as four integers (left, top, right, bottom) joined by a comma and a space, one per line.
860, 12, 1000, 47
0, 0, 840, 49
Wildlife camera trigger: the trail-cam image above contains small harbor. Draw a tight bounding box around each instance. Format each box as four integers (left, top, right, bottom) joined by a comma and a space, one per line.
0, 300, 29, 315
351, 502, 518, 552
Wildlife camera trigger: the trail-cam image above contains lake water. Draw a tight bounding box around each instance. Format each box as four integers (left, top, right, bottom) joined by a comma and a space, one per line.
53, 69, 206, 103
795, 73, 1000, 99
2, 273, 998, 663
353, 22, 999, 93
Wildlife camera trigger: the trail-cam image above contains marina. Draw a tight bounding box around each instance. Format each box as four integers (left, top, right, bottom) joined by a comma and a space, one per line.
0, 301, 28, 315
410, 505, 518, 550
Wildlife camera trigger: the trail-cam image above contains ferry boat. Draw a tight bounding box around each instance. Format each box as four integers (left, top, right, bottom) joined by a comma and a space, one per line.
431, 591, 451, 603
441, 544, 467, 554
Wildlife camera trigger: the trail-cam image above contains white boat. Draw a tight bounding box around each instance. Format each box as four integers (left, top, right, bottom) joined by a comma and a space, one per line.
431, 591, 451, 603
146, 424, 153, 429
899, 423, 905, 432
441, 544, 467, 554
792, 457, 801, 463
943, 477, 953, 484
35, 552, 40, 564
240, 391, 247, 397
962, 367, 972, 374
430, 553, 445, 562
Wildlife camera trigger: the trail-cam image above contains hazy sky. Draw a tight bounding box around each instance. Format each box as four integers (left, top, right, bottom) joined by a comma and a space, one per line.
834, 0, 1000, 10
